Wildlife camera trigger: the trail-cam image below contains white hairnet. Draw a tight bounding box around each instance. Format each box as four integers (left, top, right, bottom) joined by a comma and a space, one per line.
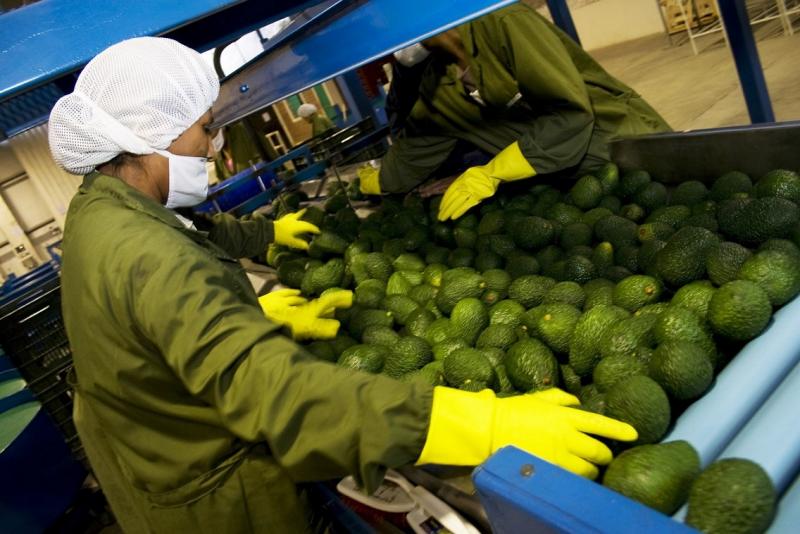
48, 37, 219, 175
297, 103, 318, 118
394, 43, 431, 67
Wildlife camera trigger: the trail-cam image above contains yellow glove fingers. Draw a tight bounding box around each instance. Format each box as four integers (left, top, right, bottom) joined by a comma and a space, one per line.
437, 188, 461, 221
438, 194, 473, 221
293, 318, 341, 341
448, 196, 479, 220
292, 208, 307, 220
567, 409, 639, 442
529, 388, 580, 406
286, 237, 310, 251
557, 454, 600, 480
281, 296, 308, 307
292, 221, 321, 235
317, 290, 354, 311
270, 288, 302, 298
565, 430, 614, 465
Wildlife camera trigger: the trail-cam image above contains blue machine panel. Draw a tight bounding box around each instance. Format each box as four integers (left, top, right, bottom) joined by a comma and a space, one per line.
473, 447, 694, 534
211, 0, 516, 127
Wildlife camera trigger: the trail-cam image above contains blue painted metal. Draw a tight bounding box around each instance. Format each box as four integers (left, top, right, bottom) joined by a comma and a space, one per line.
663, 295, 800, 467
341, 70, 377, 126
211, 0, 517, 127
716, 0, 775, 123
771, 475, 800, 533
0, 0, 321, 102
546, 0, 581, 45
717, 361, 800, 493
473, 446, 693, 534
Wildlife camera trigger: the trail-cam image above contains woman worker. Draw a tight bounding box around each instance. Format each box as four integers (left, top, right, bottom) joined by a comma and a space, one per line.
48, 37, 636, 532
359, 3, 670, 220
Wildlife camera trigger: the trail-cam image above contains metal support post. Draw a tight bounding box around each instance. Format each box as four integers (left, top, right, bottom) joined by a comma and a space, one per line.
546, 0, 582, 45
341, 71, 376, 125
716, 0, 775, 123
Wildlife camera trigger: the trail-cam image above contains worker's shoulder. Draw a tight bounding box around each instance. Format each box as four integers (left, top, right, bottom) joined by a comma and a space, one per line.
474, 3, 550, 32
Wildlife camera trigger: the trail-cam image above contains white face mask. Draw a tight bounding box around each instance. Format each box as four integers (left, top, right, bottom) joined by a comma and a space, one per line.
211, 129, 225, 153
156, 149, 210, 208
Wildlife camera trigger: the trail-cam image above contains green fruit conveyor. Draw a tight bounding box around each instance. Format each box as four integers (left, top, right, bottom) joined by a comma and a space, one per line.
473, 123, 800, 534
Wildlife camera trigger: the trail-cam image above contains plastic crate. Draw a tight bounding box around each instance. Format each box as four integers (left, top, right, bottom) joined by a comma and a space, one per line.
0, 279, 85, 465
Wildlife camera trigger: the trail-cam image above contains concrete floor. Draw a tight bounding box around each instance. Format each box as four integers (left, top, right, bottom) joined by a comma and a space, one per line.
590, 24, 800, 131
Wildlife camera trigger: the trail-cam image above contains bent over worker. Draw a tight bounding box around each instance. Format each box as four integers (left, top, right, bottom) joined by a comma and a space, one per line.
360, 3, 670, 220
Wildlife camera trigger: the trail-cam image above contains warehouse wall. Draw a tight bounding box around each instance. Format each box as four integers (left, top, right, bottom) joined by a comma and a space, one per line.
566, 0, 665, 50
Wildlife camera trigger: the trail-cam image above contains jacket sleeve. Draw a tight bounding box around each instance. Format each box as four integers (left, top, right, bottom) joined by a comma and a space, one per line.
207, 213, 274, 259
130, 239, 432, 490
379, 134, 458, 193
492, 12, 595, 174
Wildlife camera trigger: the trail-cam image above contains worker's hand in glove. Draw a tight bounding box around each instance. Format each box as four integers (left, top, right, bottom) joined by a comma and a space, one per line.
438, 141, 535, 221
273, 209, 320, 250
357, 165, 382, 195
260, 289, 353, 341
417, 387, 637, 480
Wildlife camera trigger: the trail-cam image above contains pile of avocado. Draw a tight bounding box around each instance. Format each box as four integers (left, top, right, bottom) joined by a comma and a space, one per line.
267, 165, 796, 532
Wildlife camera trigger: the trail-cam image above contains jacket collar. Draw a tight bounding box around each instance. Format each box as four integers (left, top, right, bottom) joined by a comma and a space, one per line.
80, 172, 186, 231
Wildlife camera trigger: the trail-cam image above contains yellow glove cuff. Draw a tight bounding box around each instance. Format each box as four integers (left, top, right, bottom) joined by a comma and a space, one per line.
485, 141, 536, 183
416, 386, 495, 466
358, 166, 382, 195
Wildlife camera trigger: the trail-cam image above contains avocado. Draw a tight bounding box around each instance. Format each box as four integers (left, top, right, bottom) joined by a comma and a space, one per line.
448, 248, 475, 268
421, 264, 447, 288
634, 182, 668, 212
476, 324, 520, 351
508, 275, 557, 308
583, 278, 616, 310
570, 175, 604, 209
393, 253, 426, 273
613, 275, 662, 312
710, 171, 753, 201
277, 258, 310, 288
637, 222, 675, 243
445, 298, 487, 346
560, 222, 594, 249
686, 458, 776, 534
535, 303, 582, 353
679, 213, 718, 232
605, 375, 671, 445
386, 271, 413, 296
649, 340, 713, 400
475, 251, 505, 272
489, 234, 517, 257
307, 258, 345, 295
306, 341, 338, 362
596, 162, 620, 193
754, 168, 800, 203
383, 336, 433, 378
444, 347, 495, 391
432, 338, 468, 362
482, 269, 513, 302
505, 338, 559, 392
645, 205, 691, 228
547, 202, 584, 226
653, 306, 717, 365
599, 195, 623, 213
671, 180, 709, 206
737, 249, 800, 306
619, 170, 652, 200
435, 271, 486, 314
595, 215, 638, 248
603, 441, 700, 515
361, 326, 401, 348
708, 281, 772, 341
489, 299, 527, 327
511, 216, 556, 249
614, 245, 640, 273
453, 227, 478, 250
599, 314, 657, 361
578, 384, 607, 414
582, 207, 615, 229
543, 281, 586, 308
478, 210, 506, 235
563, 255, 597, 284
338, 344, 387, 373
423, 318, 455, 345
569, 304, 631, 376
620, 203, 646, 223
706, 241, 753, 286
404, 308, 437, 338
718, 197, 800, 245
401, 361, 446, 387
758, 238, 800, 260
655, 226, 720, 287
505, 252, 541, 279
408, 284, 438, 306
560, 364, 583, 394
591, 242, 615, 274
536, 245, 565, 271
671, 280, 716, 320
425, 245, 451, 265
593, 353, 648, 392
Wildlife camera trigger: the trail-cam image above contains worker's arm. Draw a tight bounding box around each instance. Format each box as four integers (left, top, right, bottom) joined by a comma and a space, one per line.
492, 10, 595, 173
131, 241, 431, 491
376, 134, 459, 194
207, 212, 275, 258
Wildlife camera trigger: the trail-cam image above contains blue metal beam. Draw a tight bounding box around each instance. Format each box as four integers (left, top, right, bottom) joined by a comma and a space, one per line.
546, 0, 581, 45
0, 0, 319, 102
211, 0, 517, 128
716, 0, 775, 123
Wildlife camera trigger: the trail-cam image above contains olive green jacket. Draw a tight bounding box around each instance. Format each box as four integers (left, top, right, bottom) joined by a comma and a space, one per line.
311, 114, 336, 138
61, 173, 432, 533
380, 4, 670, 193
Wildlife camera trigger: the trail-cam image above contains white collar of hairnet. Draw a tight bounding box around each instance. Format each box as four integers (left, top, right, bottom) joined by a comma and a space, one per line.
48, 37, 219, 175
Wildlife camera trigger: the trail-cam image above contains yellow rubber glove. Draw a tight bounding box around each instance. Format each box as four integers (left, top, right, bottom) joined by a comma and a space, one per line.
438, 141, 535, 221
357, 165, 382, 195
260, 289, 353, 341
417, 387, 637, 480
273, 209, 320, 250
